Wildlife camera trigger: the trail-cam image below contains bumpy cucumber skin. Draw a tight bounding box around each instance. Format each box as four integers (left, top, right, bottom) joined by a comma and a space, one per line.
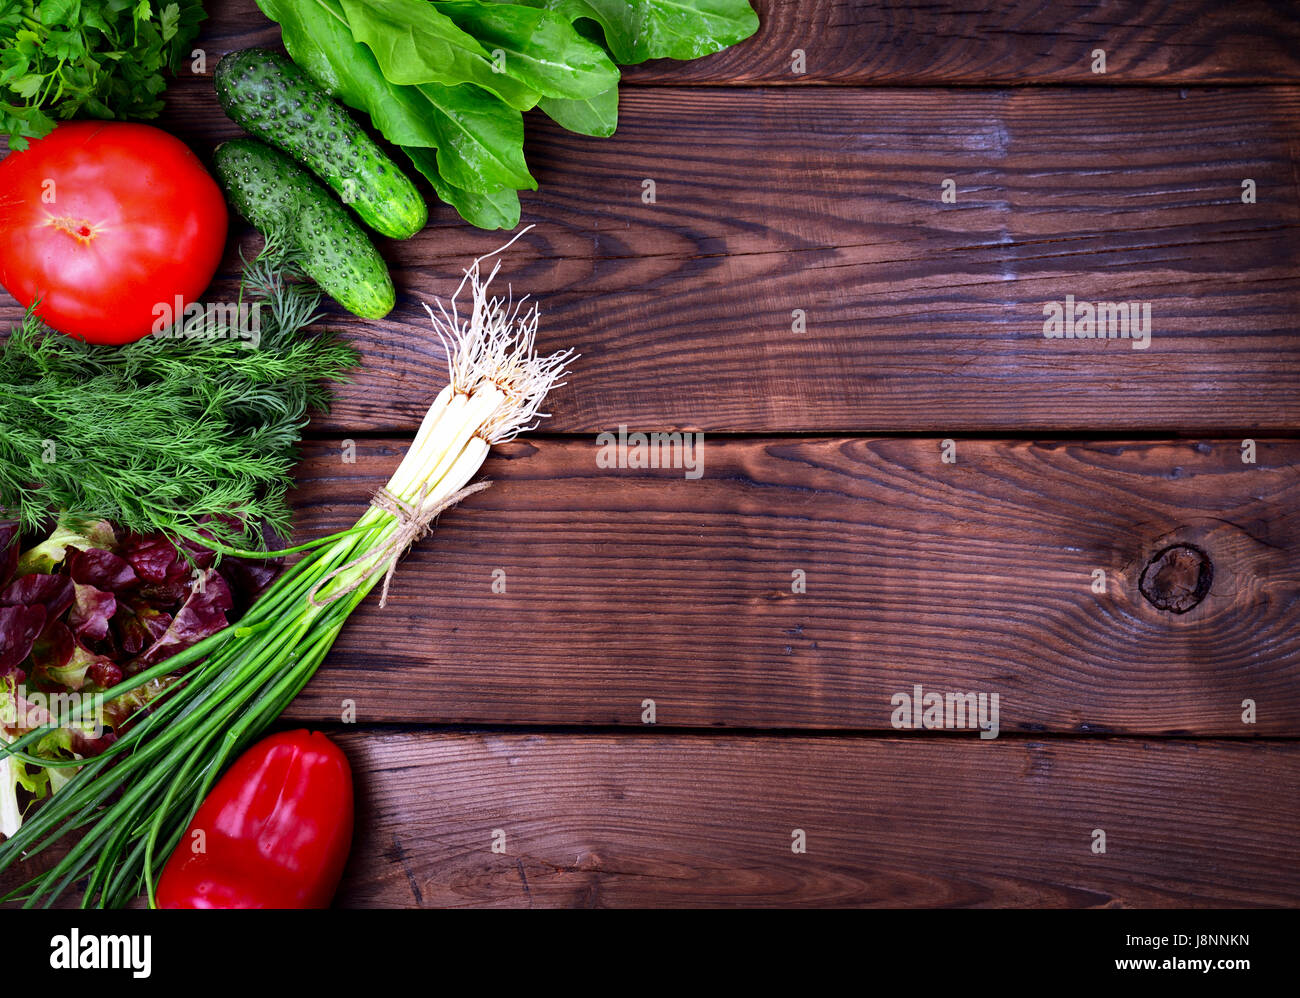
216, 47, 427, 240
215, 139, 396, 320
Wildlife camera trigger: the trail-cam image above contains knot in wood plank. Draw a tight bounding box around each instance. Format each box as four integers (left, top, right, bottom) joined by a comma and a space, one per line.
1139, 543, 1213, 614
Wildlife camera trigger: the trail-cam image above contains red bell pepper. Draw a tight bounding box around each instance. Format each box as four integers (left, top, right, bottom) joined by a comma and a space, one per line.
155, 729, 354, 909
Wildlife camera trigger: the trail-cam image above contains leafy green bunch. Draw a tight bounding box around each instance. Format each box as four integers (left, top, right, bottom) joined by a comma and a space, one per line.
0, 0, 206, 150
255, 0, 758, 229
0, 241, 359, 548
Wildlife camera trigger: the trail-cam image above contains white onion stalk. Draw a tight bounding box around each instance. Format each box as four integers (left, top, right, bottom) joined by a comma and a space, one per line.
309, 232, 575, 610
0, 232, 575, 908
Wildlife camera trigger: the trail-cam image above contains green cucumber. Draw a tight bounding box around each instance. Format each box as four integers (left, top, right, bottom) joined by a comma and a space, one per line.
215, 47, 427, 240
215, 138, 396, 320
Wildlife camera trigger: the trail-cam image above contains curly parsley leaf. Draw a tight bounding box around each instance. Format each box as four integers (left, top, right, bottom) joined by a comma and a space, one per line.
1, 0, 206, 151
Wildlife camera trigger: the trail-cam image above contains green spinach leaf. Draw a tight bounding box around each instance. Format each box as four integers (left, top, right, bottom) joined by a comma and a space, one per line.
538, 84, 617, 137
411, 81, 534, 193
340, 0, 539, 110
434, 0, 619, 101
257, 0, 533, 194
496, 0, 759, 64
405, 146, 521, 230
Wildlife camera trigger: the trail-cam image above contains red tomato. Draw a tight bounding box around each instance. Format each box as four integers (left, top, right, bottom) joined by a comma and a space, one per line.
156, 730, 354, 909
0, 122, 227, 345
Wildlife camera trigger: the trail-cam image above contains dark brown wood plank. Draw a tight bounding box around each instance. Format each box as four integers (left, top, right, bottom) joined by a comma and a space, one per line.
626, 0, 1300, 85
316, 84, 1300, 434
6, 86, 1296, 434
197, 0, 1300, 85
278, 436, 1300, 734
9, 731, 1296, 908
333, 731, 1300, 907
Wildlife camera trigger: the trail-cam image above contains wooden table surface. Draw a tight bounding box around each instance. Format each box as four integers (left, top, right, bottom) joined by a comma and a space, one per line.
4, 0, 1300, 907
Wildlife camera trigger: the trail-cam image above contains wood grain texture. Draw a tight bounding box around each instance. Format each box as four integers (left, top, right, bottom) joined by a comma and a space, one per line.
9, 730, 1295, 908
277, 436, 1300, 734
333, 730, 1300, 907
7, 85, 1295, 434
198, 0, 1300, 85
1, 0, 1297, 914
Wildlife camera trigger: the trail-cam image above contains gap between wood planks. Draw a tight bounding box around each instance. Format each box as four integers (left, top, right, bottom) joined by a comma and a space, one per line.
292, 719, 1300, 743
304, 429, 1300, 442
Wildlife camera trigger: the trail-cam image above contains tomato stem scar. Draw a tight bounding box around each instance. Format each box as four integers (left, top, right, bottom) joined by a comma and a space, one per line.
46, 214, 98, 245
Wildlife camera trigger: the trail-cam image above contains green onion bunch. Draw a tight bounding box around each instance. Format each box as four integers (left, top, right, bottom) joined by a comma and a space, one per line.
0, 239, 574, 907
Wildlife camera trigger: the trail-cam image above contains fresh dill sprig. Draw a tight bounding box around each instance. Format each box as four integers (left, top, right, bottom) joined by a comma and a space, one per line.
0, 237, 359, 548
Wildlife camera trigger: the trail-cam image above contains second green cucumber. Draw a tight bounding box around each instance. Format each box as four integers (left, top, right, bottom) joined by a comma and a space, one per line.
216, 47, 427, 240
215, 138, 396, 320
